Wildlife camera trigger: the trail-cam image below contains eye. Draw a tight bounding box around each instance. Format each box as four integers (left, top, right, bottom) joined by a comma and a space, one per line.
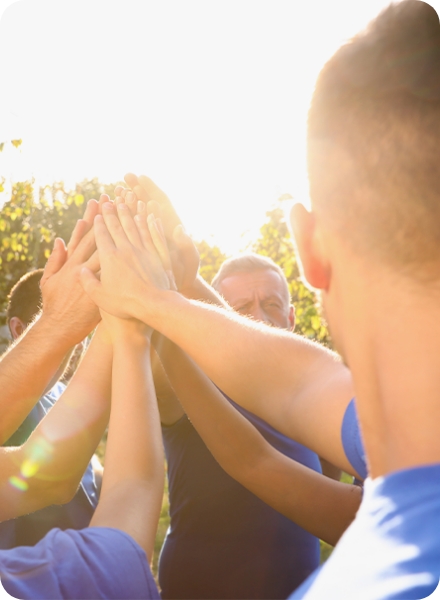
265, 301, 281, 309
236, 305, 250, 313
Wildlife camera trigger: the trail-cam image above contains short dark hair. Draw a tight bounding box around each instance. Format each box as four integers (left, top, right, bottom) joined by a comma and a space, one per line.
308, 1, 440, 280
7, 269, 44, 326
211, 253, 290, 303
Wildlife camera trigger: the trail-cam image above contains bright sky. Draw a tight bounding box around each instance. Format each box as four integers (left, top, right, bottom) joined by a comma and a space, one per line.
0, 0, 438, 253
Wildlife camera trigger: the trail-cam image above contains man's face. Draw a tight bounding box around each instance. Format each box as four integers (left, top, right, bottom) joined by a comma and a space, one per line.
217, 268, 294, 330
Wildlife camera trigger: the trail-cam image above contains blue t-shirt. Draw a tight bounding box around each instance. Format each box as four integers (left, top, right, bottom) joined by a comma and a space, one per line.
289, 464, 440, 599
159, 395, 321, 600
0, 383, 99, 549
341, 398, 367, 480
0, 527, 160, 599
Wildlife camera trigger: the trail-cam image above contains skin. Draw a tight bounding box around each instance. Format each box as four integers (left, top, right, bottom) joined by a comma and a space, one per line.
291, 201, 440, 477
217, 269, 294, 329
0, 194, 111, 520
82, 192, 356, 478
7, 315, 104, 485
0, 199, 101, 445
81, 202, 362, 546
0, 323, 111, 521
89, 312, 164, 560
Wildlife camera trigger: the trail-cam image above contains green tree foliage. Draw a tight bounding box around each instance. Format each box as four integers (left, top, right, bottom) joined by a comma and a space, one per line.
196, 239, 228, 284
251, 201, 330, 345
0, 178, 121, 320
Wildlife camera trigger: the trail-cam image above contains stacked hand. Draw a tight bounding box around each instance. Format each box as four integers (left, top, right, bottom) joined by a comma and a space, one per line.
115, 174, 200, 294
80, 198, 177, 324
39, 196, 106, 346
39, 179, 183, 343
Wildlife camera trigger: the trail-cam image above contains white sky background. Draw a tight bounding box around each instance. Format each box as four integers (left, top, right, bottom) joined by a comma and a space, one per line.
0, 0, 438, 253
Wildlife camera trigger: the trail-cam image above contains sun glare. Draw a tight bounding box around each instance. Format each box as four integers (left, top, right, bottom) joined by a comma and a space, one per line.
1, 0, 435, 252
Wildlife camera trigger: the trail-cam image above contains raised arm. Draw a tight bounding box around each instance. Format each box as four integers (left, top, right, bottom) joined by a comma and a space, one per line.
82, 199, 356, 475
0, 323, 112, 521
141, 212, 360, 544
88, 247, 168, 559
0, 200, 101, 444
157, 334, 360, 545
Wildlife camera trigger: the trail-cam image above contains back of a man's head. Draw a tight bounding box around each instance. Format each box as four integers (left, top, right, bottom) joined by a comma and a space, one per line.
7, 269, 44, 332
308, 1, 440, 281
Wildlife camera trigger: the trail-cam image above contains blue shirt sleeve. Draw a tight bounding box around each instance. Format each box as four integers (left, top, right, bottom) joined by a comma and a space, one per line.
0, 527, 160, 599
341, 398, 368, 480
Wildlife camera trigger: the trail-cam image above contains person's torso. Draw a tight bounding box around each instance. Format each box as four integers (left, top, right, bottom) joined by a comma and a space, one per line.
159, 393, 321, 600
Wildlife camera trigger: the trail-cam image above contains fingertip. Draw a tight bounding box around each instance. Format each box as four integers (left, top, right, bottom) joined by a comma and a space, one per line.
173, 223, 188, 244
147, 200, 161, 218
124, 173, 139, 187
54, 237, 67, 250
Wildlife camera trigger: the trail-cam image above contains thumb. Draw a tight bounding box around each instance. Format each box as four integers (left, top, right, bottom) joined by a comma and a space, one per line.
41, 238, 67, 288
80, 266, 102, 304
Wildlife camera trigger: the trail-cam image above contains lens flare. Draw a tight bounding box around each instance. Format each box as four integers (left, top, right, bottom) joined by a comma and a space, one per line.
8, 437, 54, 493
9, 476, 28, 492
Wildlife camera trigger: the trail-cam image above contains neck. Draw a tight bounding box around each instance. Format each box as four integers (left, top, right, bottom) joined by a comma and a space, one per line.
330, 261, 440, 478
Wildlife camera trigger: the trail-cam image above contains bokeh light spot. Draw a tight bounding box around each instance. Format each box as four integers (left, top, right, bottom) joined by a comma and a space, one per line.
9, 476, 28, 492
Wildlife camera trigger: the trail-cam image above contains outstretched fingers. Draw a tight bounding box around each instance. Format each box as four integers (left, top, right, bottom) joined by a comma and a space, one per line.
147, 214, 176, 290
147, 214, 171, 270
134, 202, 157, 254
94, 213, 118, 254
99, 202, 136, 249
67, 219, 89, 257
114, 202, 144, 248
172, 224, 200, 290
40, 238, 68, 288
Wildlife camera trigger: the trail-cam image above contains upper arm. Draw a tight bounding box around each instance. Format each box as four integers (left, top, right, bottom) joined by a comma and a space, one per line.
245, 343, 357, 475
282, 362, 356, 475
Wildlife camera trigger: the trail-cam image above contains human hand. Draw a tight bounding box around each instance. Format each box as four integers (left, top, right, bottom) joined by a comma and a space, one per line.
115, 178, 200, 293
39, 197, 107, 344
118, 173, 182, 240
80, 202, 175, 322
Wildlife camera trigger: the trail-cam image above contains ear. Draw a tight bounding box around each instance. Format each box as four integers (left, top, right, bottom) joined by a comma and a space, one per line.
9, 317, 25, 340
290, 203, 330, 291
288, 304, 295, 331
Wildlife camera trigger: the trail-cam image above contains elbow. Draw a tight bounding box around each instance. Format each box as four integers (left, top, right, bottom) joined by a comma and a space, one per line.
43, 477, 81, 506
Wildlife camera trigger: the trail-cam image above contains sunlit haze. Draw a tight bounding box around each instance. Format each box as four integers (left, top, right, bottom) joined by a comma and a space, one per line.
1, 0, 438, 253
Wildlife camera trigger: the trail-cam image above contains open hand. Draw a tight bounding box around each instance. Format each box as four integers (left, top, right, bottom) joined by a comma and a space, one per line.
80, 202, 174, 322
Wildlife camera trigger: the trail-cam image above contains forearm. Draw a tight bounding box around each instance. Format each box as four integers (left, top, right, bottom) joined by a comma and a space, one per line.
242, 450, 362, 546
137, 290, 355, 472
91, 335, 164, 558
181, 275, 229, 307
0, 316, 75, 444
0, 325, 112, 520
158, 337, 270, 471
159, 339, 360, 545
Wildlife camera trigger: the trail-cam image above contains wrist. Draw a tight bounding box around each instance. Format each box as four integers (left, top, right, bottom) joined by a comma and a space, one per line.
137, 289, 185, 336
32, 314, 76, 355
